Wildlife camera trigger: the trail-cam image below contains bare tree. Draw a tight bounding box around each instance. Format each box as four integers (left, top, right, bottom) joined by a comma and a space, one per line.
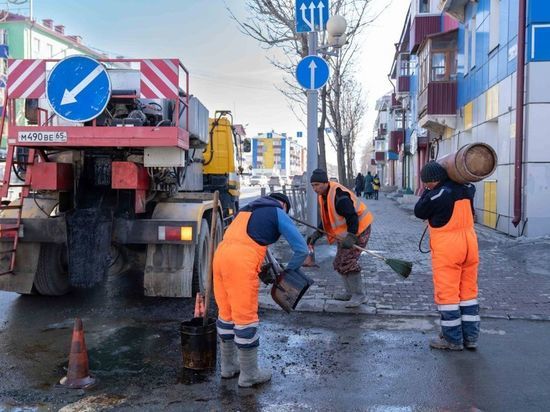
227, 0, 379, 178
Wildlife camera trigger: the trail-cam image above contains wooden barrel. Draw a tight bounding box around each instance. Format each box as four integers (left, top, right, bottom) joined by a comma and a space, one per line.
437, 143, 497, 184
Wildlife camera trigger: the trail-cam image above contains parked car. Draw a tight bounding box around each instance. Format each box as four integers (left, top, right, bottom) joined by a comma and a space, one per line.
0, 148, 6, 162
249, 175, 268, 186
268, 176, 282, 187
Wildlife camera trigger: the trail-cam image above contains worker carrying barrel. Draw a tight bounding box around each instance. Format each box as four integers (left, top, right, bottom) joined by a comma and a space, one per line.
213, 192, 308, 387
414, 161, 480, 351
307, 168, 374, 307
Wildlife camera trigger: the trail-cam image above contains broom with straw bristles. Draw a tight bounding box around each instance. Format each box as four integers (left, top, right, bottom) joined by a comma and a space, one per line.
290, 216, 413, 279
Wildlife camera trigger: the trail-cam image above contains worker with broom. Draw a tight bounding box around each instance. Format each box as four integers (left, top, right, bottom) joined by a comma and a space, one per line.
213, 192, 308, 387
414, 161, 480, 351
307, 168, 374, 307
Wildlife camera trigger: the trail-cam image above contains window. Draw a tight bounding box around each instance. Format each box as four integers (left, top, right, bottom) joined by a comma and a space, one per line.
46, 43, 54, 58
431, 53, 446, 81
419, 0, 429, 13
32, 37, 40, 56
489, 0, 500, 51
399, 54, 411, 76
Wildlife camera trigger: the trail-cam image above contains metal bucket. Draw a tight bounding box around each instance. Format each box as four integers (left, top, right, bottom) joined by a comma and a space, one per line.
437, 143, 498, 184
180, 317, 217, 370
271, 268, 314, 313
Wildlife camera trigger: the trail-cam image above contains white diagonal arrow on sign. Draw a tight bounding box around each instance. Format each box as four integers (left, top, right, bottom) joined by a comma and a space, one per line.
309, 60, 317, 89
300, 3, 314, 31
61, 65, 104, 105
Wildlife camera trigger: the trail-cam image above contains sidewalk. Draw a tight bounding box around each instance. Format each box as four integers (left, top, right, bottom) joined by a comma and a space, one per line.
260, 193, 550, 320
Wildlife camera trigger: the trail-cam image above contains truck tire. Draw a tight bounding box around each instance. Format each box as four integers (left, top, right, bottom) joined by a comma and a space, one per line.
33, 243, 70, 296
192, 219, 210, 295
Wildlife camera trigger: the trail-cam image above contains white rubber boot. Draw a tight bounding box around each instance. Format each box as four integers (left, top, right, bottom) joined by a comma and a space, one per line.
220, 339, 239, 378
345, 272, 367, 308
237, 347, 272, 387
333, 275, 352, 301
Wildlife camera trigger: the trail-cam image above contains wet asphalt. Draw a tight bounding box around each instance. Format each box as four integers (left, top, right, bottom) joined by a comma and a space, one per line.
1, 187, 549, 411
0, 267, 549, 411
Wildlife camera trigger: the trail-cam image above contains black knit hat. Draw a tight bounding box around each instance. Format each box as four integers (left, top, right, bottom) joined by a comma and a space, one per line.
310, 168, 329, 183
268, 192, 291, 213
420, 161, 448, 183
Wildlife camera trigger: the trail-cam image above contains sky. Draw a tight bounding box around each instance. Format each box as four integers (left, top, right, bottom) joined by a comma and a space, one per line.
26, 0, 409, 166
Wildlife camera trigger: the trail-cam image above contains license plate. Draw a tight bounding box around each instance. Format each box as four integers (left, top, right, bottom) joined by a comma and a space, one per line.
18, 131, 68, 143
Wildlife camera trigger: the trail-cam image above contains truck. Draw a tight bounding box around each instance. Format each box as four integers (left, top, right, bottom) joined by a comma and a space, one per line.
0, 56, 248, 297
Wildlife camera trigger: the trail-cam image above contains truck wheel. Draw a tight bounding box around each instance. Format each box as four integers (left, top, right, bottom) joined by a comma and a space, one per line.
33, 244, 70, 296
192, 219, 210, 295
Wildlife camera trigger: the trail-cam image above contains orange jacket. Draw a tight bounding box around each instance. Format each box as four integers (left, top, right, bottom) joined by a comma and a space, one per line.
319, 182, 373, 244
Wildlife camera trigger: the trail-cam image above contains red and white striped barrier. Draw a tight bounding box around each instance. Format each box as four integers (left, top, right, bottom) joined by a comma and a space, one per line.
7, 59, 46, 99
140, 59, 178, 99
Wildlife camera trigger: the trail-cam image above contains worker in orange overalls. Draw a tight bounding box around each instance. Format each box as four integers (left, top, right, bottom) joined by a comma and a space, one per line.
414, 161, 480, 351
213, 193, 308, 387
307, 169, 374, 307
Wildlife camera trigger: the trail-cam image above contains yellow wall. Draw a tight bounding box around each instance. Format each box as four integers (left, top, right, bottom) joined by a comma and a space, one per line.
483, 180, 497, 228
485, 85, 499, 121
464, 101, 473, 130
262, 138, 274, 169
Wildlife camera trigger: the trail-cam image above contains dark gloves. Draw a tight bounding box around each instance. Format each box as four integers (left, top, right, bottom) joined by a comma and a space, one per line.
341, 232, 358, 249
258, 263, 276, 285
306, 230, 323, 245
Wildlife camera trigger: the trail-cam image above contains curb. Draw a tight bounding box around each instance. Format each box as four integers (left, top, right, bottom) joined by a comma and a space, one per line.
259, 299, 550, 321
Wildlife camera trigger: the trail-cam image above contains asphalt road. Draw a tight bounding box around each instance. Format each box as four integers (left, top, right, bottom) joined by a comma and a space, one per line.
1, 187, 549, 411
1, 269, 550, 411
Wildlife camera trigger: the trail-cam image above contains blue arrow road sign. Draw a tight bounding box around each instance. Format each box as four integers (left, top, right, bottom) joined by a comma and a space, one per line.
46, 55, 111, 122
296, 0, 329, 33
296, 56, 329, 90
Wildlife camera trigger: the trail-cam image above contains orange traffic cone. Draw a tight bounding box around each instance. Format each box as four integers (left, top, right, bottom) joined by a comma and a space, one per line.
194, 292, 205, 318
59, 318, 96, 389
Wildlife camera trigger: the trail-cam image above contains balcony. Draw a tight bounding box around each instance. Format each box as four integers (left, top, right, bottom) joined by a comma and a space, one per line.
389, 130, 404, 153
375, 152, 385, 162
418, 81, 457, 133
410, 15, 442, 53
439, 0, 469, 23
397, 76, 410, 93
391, 93, 401, 108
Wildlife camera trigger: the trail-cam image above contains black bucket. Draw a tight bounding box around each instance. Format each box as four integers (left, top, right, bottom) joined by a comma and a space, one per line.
271, 268, 314, 313
180, 317, 217, 370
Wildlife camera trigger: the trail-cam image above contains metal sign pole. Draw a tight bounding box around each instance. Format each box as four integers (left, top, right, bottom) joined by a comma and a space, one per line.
306, 31, 318, 228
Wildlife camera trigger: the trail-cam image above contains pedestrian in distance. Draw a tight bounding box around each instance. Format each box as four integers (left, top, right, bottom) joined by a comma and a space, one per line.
414, 161, 480, 351
307, 168, 374, 307
354, 173, 364, 197
372, 174, 380, 200
363, 171, 374, 199
213, 192, 308, 387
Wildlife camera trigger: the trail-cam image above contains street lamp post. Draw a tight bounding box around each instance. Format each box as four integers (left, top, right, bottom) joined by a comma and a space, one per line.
304, 15, 348, 228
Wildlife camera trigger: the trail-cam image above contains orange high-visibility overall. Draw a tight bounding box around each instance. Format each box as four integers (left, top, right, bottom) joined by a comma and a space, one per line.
319, 182, 373, 244
429, 199, 479, 305
213, 211, 267, 325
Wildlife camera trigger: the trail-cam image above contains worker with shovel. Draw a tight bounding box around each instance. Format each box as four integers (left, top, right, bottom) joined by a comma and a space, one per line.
414, 161, 480, 351
307, 168, 374, 307
213, 192, 308, 387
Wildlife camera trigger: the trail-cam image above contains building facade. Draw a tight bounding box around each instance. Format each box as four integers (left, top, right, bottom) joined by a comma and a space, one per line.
251, 132, 305, 177
369, 0, 550, 237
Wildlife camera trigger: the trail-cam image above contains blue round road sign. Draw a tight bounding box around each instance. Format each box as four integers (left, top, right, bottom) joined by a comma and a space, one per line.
46, 55, 111, 122
296, 56, 329, 90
